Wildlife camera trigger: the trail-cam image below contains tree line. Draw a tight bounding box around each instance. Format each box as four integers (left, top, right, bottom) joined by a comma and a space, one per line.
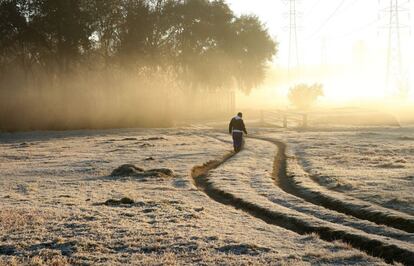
0, 0, 277, 130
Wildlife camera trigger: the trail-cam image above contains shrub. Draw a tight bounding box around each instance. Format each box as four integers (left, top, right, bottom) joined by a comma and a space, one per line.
288, 83, 324, 110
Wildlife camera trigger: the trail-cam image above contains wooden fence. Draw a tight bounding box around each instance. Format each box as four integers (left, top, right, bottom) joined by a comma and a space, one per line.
260, 109, 308, 128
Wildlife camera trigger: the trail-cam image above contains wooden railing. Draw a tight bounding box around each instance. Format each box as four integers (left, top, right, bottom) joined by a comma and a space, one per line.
260, 109, 308, 128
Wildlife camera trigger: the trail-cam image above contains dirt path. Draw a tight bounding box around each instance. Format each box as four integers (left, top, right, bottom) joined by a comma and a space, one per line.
253, 136, 414, 234
191, 135, 414, 265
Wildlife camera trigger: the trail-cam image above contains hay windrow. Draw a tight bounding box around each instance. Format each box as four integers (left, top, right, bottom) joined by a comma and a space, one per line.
111, 164, 174, 178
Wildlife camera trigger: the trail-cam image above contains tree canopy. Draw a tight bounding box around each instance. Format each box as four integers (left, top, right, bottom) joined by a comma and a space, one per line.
0, 0, 277, 93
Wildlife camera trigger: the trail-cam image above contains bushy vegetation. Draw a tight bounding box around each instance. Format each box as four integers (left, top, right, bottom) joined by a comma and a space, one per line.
288, 83, 323, 110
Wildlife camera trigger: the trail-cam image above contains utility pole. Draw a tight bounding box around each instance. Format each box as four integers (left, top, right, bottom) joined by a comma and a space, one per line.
381, 0, 410, 98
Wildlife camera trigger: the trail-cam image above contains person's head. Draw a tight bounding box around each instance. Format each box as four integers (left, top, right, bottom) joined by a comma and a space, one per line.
237, 112, 243, 118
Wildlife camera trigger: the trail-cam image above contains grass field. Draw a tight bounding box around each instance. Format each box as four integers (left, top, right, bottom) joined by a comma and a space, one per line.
1, 126, 412, 265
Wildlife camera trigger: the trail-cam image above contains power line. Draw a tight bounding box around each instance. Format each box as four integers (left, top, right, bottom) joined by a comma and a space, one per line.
328, 17, 379, 40
304, 0, 322, 16
305, 0, 347, 40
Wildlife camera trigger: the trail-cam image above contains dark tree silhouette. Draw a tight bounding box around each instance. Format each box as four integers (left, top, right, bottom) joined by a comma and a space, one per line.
172, 0, 235, 89
231, 15, 277, 94
1, 0, 276, 89
0, 0, 35, 82
27, 0, 93, 73
85, 0, 123, 68
0, 0, 278, 130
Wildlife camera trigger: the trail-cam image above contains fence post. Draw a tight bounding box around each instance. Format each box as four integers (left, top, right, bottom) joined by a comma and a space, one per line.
302, 114, 308, 128
283, 115, 287, 128
260, 110, 264, 124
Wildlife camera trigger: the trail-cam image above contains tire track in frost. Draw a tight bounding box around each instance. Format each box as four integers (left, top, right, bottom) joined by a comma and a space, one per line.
191, 137, 414, 265
251, 136, 414, 234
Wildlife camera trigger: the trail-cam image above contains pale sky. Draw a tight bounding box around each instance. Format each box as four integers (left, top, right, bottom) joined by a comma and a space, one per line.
226, 0, 414, 105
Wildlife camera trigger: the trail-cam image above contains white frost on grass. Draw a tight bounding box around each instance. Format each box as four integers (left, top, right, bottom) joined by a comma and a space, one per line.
208, 138, 413, 246
258, 126, 414, 216
0, 128, 385, 265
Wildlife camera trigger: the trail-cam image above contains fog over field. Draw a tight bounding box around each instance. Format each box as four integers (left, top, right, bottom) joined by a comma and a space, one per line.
0, 0, 276, 131
1, 0, 414, 265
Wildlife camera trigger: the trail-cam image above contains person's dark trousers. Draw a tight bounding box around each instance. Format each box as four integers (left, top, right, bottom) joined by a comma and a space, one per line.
232, 131, 243, 152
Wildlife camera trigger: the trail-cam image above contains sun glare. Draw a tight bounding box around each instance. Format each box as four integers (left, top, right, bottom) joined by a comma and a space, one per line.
228, 0, 414, 105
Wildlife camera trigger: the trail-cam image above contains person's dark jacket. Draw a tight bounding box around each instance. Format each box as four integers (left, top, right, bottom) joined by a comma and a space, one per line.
229, 116, 247, 134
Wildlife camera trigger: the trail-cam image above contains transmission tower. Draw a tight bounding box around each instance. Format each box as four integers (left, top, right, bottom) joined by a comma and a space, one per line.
284, 0, 302, 82
381, 0, 410, 98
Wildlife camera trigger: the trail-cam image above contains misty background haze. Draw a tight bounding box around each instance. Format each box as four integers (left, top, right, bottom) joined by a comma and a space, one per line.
1, 0, 413, 132
0, 0, 276, 131
230, 0, 414, 111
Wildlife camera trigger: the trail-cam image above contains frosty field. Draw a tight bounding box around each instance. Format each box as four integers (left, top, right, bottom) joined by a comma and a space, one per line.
265, 127, 414, 215
0, 126, 413, 265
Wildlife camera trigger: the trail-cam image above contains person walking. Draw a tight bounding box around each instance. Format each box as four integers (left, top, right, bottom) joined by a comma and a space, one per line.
228, 112, 247, 152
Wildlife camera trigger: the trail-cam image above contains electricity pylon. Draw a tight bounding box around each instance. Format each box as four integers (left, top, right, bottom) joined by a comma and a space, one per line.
284, 0, 302, 83
381, 0, 410, 98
